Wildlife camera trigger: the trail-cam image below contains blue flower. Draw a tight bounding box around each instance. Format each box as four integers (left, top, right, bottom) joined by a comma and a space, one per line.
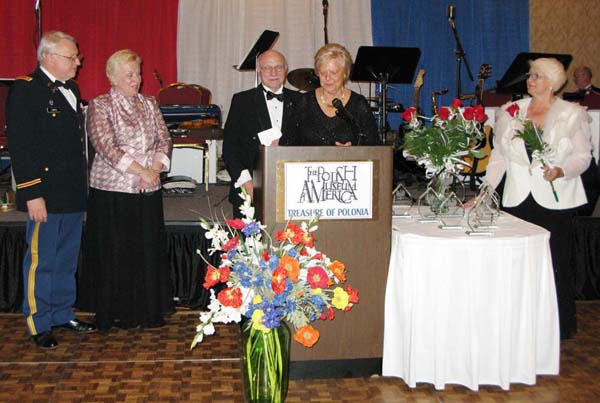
227, 250, 237, 260
284, 300, 297, 314
311, 294, 324, 308
242, 221, 261, 236
287, 249, 298, 258
234, 262, 253, 287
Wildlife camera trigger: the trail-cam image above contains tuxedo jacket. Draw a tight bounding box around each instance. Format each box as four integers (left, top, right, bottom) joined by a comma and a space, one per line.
222, 86, 301, 202
6, 67, 87, 213
485, 97, 592, 209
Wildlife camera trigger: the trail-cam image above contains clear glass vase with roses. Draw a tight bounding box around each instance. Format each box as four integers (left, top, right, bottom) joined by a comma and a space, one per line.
399, 99, 488, 218
192, 190, 359, 402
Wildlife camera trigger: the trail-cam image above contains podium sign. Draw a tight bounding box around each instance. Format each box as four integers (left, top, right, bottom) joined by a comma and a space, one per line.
255, 146, 393, 378
283, 161, 373, 220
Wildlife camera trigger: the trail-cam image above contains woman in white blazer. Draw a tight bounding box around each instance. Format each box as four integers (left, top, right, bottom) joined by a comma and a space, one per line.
485, 58, 592, 340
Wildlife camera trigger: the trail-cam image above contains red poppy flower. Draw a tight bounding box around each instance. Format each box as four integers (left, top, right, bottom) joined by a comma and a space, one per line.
217, 287, 243, 308
271, 267, 288, 294
345, 285, 359, 304
222, 236, 239, 251
451, 98, 462, 109
218, 266, 231, 282
203, 265, 221, 289
307, 266, 329, 289
225, 218, 245, 230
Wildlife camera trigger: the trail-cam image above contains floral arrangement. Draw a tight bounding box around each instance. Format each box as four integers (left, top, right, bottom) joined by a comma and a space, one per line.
507, 103, 559, 202
400, 98, 488, 177
192, 191, 359, 349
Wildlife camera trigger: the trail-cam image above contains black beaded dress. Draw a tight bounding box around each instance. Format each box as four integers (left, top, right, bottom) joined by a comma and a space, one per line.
285, 90, 379, 146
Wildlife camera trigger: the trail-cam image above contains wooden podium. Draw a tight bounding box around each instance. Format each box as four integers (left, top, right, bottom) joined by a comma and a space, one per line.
254, 145, 393, 378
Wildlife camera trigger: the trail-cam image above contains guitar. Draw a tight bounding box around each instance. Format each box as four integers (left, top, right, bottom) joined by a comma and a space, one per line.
413, 69, 425, 112
463, 64, 493, 180
474, 64, 491, 105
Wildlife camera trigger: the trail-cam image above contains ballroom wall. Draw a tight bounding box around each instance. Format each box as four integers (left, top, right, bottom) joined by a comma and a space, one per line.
530, 0, 600, 92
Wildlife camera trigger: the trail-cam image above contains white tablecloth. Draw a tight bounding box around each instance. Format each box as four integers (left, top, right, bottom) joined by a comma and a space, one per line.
382, 213, 560, 390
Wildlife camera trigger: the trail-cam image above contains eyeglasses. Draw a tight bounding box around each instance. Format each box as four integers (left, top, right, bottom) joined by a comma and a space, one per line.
260, 65, 285, 73
526, 73, 544, 80
51, 53, 82, 63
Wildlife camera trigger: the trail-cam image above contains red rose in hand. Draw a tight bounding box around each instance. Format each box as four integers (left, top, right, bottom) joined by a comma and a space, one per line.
401, 106, 417, 122
462, 107, 474, 120
438, 107, 451, 121
506, 103, 520, 118
451, 98, 462, 109
473, 105, 487, 123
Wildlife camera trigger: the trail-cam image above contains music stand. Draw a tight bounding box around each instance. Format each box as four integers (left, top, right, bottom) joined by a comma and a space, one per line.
350, 46, 421, 144
496, 52, 572, 95
235, 30, 280, 87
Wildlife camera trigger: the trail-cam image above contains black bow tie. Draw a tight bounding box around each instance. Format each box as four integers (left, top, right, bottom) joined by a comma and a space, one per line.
264, 88, 284, 102
54, 80, 73, 91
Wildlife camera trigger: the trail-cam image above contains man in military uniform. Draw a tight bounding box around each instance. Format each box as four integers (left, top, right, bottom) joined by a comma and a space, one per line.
6, 31, 96, 349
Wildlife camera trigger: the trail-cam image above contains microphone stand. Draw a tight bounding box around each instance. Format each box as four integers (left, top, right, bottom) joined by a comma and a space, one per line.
448, 18, 474, 99
323, 0, 329, 44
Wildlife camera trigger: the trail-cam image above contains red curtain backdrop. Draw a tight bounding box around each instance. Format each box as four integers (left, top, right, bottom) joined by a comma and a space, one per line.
1, 0, 178, 101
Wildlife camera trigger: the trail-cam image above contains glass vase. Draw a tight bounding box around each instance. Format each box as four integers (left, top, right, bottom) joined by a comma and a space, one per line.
241, 320, 291, 403
417, 169, 465, 220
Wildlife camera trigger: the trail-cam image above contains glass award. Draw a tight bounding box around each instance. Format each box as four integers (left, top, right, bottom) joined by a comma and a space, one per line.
392, 183, 414, 218
466, 182, 500, 236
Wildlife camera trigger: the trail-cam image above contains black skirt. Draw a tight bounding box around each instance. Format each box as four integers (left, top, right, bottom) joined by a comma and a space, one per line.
81, 188, 173, 330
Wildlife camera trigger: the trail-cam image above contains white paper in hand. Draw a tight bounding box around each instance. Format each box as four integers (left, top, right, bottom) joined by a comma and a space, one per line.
258, 127, 282, 146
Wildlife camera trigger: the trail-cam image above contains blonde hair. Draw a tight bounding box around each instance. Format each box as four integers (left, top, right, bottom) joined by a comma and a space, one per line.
529, 58, 567, 93
314, 43, 353, 83
106, 49, 141, 79
37, 31, 77, 62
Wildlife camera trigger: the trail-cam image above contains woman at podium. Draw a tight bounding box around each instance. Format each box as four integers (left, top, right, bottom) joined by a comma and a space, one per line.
284, 44, 379, 146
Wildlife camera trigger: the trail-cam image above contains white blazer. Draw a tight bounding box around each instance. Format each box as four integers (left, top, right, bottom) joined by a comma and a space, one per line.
485, 97, 592, 209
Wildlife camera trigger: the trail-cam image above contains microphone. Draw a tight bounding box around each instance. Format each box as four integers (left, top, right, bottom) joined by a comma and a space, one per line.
332, 98, 365, 144
446, 5, 455, 20
332, 98, 356, 125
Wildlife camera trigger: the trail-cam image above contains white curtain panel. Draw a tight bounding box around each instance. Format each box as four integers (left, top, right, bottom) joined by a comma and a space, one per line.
177, 0, 373, 120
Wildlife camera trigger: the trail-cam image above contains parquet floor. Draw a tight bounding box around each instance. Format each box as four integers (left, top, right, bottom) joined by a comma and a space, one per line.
1, 302, 599, 402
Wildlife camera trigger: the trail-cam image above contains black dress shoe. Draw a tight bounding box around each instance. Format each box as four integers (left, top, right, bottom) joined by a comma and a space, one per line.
31, 331, 58, 350
53, 319, 97, 333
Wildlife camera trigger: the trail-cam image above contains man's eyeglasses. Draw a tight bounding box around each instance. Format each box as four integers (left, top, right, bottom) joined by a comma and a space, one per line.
260, 65, 284, 73
51, 53, 82, 63
526, 73, 544, 80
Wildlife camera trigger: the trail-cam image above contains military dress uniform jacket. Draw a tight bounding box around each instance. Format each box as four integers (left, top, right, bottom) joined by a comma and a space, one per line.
6, 67, 87, 213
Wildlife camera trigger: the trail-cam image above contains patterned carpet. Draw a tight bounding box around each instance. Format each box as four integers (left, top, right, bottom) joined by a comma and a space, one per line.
1, 301, 599, 402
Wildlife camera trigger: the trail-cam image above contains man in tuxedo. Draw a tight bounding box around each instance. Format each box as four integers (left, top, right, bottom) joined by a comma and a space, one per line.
573, 66, 600, 95
222, 49, 301, 217
6, 31, 96, 350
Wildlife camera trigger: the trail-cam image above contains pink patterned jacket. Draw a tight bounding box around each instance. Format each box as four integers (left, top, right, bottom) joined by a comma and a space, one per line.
86, 88, 172, 193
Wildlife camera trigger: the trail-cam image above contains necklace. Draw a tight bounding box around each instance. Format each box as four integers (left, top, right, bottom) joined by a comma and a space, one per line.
319, 88, 346, 108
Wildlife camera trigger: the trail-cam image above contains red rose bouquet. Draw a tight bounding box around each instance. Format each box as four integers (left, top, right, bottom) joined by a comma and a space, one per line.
400, 98, 488, 176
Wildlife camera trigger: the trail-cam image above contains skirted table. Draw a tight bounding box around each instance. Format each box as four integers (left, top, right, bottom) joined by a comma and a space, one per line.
383, 212, 559, 390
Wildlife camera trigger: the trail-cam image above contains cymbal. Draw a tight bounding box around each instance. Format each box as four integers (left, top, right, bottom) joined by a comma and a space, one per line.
287, 68, 320, 91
